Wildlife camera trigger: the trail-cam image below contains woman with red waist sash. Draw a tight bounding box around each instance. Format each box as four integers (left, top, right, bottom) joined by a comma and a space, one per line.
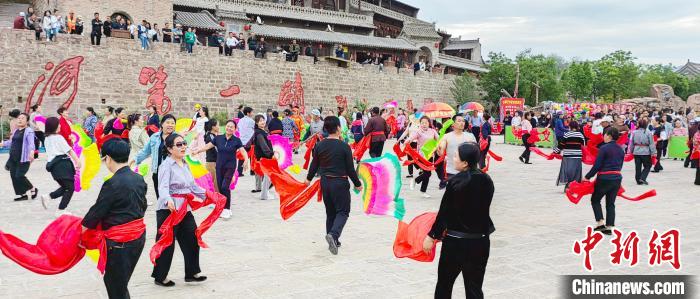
152, 133, 208, 287
583, 127, 625, 235
81, 139, 148, 298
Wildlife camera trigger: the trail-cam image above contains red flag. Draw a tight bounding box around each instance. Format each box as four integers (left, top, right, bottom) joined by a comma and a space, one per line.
393, 212, 439, 262
259, 158, 322, 220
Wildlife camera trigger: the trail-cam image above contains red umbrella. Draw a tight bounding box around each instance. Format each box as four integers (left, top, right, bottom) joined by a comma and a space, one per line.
459, 102, 484, 112
421, 102, 455, 119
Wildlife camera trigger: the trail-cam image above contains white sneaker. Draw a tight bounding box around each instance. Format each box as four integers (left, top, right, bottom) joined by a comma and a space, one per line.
55, 209, 72, 218
40, 194, 50, 210
220, 209, 232, 219
421, 193, 431, 199
410, 179, 416, 191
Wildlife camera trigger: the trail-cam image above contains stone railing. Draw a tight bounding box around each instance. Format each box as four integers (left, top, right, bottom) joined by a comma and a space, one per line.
349, 0, 427, 24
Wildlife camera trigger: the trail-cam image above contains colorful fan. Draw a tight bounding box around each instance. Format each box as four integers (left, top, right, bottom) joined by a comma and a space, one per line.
80, 143, 101, 191
184, 155, 216, 192
354, 153, 406, 220
175, 118, 193, 134
269, 134, 294, 170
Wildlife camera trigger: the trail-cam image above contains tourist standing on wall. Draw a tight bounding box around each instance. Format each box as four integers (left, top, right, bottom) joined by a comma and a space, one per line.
628, 119, 654, 185
224, 32, 238, 56
83, 107, 98, 141
90, 12, 102, 45
584, 127, 624, 235
2, 112, 38, 201
363, 107, 390, 158
81, 139, 147, 298
194, 120, 249, 219
184, 27, 196, 54
152, 133, 208, 287
40, 117, 81, 216
51, 9, 62, 40
127, 19, 136, 39
518, 112, 533, 164
162, 22, 172, 43
424, 142, 494, 298
306, 116, 362, 255
42, 10, 53, 41
407, 116, 439, 198
138, 20, 149, 50
289, 39, 300, 62
102, 15, 112, 37
133, 114, 177, 199
254, 37, 267, 58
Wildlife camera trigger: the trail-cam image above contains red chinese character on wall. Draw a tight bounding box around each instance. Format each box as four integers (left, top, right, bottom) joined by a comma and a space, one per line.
25, 56, 84, 112
610, 229, 639, 266
648, 229, 681, 269
138, 66, 171, 115
278, 72, 305, 113
220, 85, 241, 98
573, 226, 604, 271
406, 99, 414, 112
335, 96, 348, 112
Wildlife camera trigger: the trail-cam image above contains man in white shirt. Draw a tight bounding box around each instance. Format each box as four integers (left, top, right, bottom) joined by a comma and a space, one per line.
238, 107, 255, 147
437, 114, 476, 189
224, 32, 239, 56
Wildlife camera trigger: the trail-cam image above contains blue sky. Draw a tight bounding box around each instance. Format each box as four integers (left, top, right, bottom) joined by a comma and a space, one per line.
403, 0, 699, 66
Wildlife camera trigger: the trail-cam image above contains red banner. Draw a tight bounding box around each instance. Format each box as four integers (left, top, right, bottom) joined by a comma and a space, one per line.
499, 98, 525, 121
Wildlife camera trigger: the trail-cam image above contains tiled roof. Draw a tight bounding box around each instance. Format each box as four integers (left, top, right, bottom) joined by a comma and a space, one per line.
174, 10, 224, 30
401, 21, 440, 39
251, 24, 419, 51
174, 0, 375, 28
443, 39, 480, 51
436, 53, 489, 73
677, 61, 700, 77
349, 0, 428, 24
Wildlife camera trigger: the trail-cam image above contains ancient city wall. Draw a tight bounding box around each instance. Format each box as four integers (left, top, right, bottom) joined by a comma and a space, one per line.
0, 29, 455, 118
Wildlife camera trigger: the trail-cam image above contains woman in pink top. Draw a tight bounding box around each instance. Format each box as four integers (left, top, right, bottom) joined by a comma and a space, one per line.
406, 116, 439, 198
519, 112, 534, 164
671, 119, 688, 137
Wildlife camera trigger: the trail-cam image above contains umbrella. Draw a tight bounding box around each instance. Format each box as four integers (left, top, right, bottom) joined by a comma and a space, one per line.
421, 102, 455, 119
459, 102, 484, 112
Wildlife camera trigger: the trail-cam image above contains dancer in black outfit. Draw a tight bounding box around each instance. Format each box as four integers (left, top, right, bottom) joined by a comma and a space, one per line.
306, 116, 362, 255
424, 142, 495, 298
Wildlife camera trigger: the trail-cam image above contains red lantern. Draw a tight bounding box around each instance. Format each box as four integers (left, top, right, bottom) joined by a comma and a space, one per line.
219, 21, 225, 27
243, 24, 251, 31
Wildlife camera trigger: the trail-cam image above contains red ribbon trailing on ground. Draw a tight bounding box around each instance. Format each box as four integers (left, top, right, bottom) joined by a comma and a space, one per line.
303, 134, 323, 169
351, 132, 385, 161
258, 158, 322, 220
527, 129, 551, 144
479, 138, 503, 162
0, 215, 146, 275
565, 181, 657, 204
150, 191, 226, 265
393, 212, 439, 262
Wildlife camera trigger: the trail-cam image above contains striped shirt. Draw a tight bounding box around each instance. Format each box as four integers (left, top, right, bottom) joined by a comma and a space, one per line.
555, 131, 585, 157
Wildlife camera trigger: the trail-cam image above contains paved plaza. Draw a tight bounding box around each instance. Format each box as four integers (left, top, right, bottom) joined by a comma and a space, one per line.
0, 136, 697, 298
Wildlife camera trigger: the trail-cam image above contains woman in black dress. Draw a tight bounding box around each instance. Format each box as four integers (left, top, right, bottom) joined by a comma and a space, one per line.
423, 142, 495, 298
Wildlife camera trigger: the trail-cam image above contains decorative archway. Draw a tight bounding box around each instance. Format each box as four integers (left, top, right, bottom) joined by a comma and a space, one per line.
417, 46, 432, 65
110, 11, 132, 23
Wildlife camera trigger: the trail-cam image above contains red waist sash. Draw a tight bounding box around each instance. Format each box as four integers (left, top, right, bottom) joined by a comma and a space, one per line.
598, 171, 621, 175
82, 218, 146, 274
149, 191, 226, 265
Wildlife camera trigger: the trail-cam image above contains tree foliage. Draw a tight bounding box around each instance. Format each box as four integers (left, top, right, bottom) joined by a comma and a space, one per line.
475, 49, 700, 105
451, 73, 480, 106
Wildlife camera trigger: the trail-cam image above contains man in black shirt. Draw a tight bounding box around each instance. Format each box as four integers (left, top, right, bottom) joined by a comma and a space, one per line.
306, 116, 362, 255
82, 139, 147, 298
91, 12, 102, 45
103, 16, 112, 37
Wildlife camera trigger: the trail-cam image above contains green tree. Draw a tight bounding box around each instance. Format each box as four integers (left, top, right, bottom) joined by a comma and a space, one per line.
561, 61, 595, 101
593, 50, 640, 101
451, 73, 480, 106
513, 50, 564, 105
478, 52, 516, 107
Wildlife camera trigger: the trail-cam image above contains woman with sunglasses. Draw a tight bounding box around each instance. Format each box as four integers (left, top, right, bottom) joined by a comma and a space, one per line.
151, 133, 208, 287
133, 114, 176, 198
193, 119, 250, 219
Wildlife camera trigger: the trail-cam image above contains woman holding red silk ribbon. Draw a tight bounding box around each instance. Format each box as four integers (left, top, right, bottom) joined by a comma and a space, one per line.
151, 133, 208, 287
407, 116, 440, 198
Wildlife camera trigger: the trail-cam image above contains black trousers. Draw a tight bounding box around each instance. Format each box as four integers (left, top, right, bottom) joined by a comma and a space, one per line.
435, 236, 490, 299
415, 155, 437, 193
7, 159, 33, 195
91, 32, 101, 45
152, 173, 160, 199
104, 234, 145, 299
591, 178, 621, 226
35, 30, 41, 40
654, 144, 664, 171
152, 210, 201, 281
471, 126, 481, 143
49, 178, 75, 210
407, 142, 417, 176
35, 131, 45, 147
217, 167, 236, 209
634, 155, 652, 182
321, 177, 351, 243
224, 46, 233, 56
479, 136, 491, 169
520, 134, 532, 163
696, 167, 700, 185
369, 140, 385, 158
684, 143, 697, 168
